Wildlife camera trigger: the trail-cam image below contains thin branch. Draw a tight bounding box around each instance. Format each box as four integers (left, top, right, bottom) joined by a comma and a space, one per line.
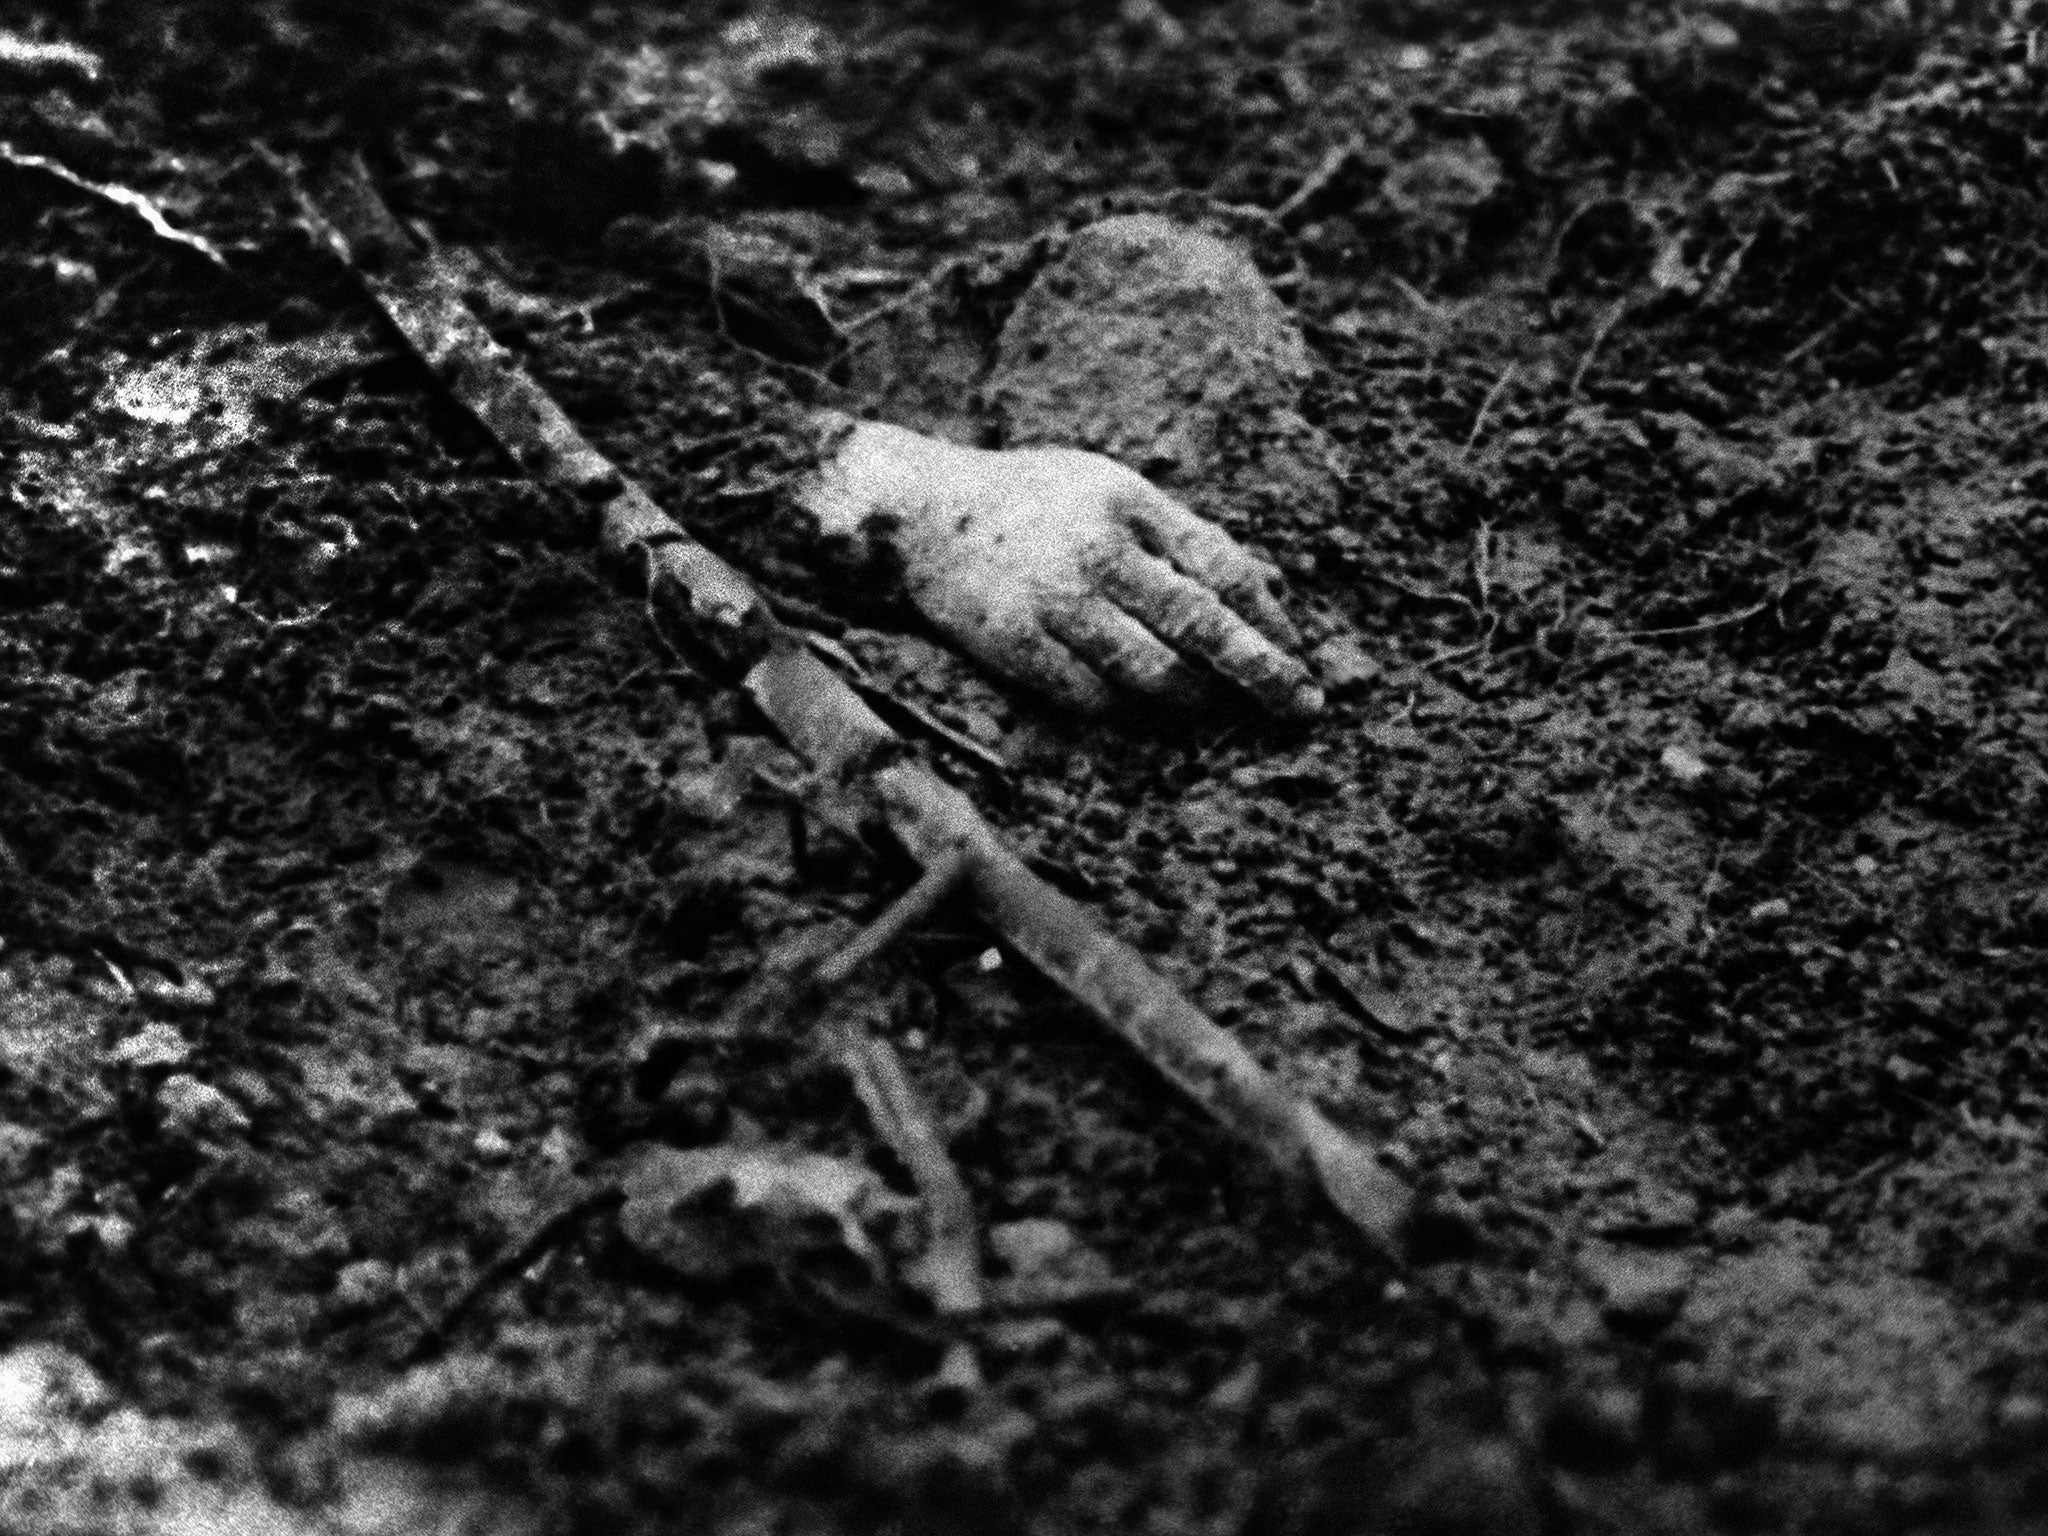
1569, 294, 1631, 396
1616, 601, 1770, 641
1364, 571, 1478, 612
1388, 274, 1443, 322
814, 853, 970, 990
825, 1021, 982, 1316
1274, 135, 1368, 231
1, 143, 228, 269
1471, 521, 1494, 615
869, 761, 1414, 1256
403, 1186, 626, 1364
1464, 365, 1516, 452
698, 854, 984, 1315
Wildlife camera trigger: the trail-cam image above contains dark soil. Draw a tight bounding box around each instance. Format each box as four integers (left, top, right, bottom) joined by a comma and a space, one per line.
7, 1, 2048, 1531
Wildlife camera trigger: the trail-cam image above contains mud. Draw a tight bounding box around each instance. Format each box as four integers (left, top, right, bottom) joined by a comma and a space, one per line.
7, 2, 2048, 1532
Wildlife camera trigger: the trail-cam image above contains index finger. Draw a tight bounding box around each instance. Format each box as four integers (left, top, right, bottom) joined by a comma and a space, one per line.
1097, 547, 1324, 719
1119, 486, 1303, 649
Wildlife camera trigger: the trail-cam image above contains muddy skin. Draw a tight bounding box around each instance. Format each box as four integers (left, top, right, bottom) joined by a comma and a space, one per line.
6, 2, 2048, 1533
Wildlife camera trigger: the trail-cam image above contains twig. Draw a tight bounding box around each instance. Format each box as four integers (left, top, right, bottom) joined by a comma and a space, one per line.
0, 143, 228, 269
1419, 614, 1499, 673
1569, 294, 1631, 396
1615, 600, 1769, 641
1364, 571, 1477, 612
306, 158, 1418, 1264
403, 1186, 626, 1364
1388, 274, 1442, 322
1273, 135, 1367, 231
814, 853, 970, 990
839, 266, 948, 337
723, 855, 984, 1314
803, 634, 1010, 776
662, 857, 983, 1315
0, 31, 102, 85
1464, 365, 1515, 453
826, 1022, 982, 1316
1782, 312, 1844, 366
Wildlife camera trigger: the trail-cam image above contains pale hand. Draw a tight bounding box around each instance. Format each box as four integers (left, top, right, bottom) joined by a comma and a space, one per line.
798, 417, 1323, 720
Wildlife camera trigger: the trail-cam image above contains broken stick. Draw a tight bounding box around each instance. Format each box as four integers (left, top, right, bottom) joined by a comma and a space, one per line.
826, 1017, 982, 1318
810, 858, 982, 1316
708, 856, 985, 1316
747, 643, 1416, 1254
304, 158, 1417, 1261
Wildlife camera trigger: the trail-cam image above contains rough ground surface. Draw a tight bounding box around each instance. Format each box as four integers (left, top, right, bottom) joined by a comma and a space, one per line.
6, 1, 2048, 1531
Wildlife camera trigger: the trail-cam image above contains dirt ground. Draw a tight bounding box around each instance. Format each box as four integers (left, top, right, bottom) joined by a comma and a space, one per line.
7, 0, 2048, 1531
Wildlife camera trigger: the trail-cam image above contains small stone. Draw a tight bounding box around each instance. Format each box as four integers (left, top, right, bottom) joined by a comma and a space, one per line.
473, 1128, 515, 1162
267, 295, 325, 340
650, 1075, 729, 1147
1205, 1360, 1263, 1414
1544, 1382, 1644, 1472
0, 1344, 115, 1430
0, 1123, 43, 1181
922, 1340, 984, 1417
988, 1218, 1122, 1308
981, 1315, 1069, 1363
1309, 634, 1381, 696
990, 1218, 1111, 1281
852, 162, 913, 200
1547, 1296, 1608, 1354
1707, 1205, 1765, 1252
619, 1142, 910, 1285
669, 769, 741, 824
1585, 1247, 1692, 1331
65, 1212, 135, 1258
1993, 1392, 2048, 1447
134, 967, 216, 1012
331, 1259, 399, 1314
155, 1076, 250, 1140
1719, 699, 1778, 743
111, 1022, 192, 1071
1885, 1053, 1934, 1090
537, 1125, 582, 1168
1659, 743, 1712, 787
1596, 1183, 1701, 1241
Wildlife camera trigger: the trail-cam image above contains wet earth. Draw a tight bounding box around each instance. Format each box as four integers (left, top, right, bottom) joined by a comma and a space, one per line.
7, 1, 2048, 1531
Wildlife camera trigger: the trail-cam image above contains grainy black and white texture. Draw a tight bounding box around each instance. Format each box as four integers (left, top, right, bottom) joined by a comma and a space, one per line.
4, 2, 2048, 1532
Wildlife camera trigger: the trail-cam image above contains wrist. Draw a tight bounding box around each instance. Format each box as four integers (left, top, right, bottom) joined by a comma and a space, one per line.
796, 413, 957, 546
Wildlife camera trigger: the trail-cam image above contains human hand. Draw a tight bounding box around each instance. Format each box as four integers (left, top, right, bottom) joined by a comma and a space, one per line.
798, 417, 1323, 720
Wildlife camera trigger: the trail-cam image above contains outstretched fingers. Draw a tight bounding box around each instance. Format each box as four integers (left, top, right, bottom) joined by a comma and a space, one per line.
1122, 488, 1302, 648
976, 616, 1118, 717
1098, 547, 1324, 718
1042, 597, 1211, 710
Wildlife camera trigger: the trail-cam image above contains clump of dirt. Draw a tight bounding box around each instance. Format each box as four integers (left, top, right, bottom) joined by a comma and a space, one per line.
986, 214, 1312, 475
